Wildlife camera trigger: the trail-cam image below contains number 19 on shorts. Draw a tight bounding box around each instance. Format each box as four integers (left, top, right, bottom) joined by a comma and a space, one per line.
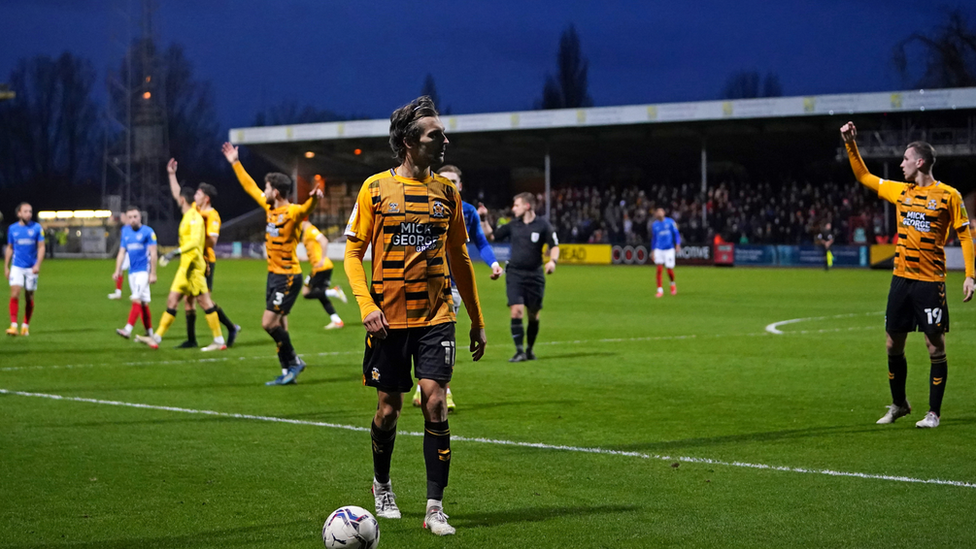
924, 307, 943, 325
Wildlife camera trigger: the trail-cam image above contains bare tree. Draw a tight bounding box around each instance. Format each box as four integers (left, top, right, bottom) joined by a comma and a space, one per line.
538, 24, 593, 109
420, 73, 442, 112
0, 53, 101, 194
108, 39, 223, 197
894, 9, 976, 88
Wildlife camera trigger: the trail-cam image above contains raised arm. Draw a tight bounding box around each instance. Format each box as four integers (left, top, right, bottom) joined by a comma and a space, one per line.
841, 122, 883, 194
222, 142, 268, 208
166, 158, 181, 202
296, 186, 324, 218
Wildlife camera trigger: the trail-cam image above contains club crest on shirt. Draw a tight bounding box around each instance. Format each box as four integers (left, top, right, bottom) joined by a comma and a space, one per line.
531, 232, 540, 243
388, 202, 399, 213
927, 199, 938, 210
431, 201, 447, 218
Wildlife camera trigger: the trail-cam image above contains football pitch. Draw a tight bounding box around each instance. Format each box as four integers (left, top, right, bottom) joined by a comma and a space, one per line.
2, 259, 975, 548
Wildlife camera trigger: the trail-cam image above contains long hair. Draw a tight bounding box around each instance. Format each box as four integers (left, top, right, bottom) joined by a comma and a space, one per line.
389, 96, 439, 161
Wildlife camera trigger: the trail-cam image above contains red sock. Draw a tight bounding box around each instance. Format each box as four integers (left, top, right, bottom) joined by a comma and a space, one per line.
24, 298, 33, 324
9, 297, 17, 324
141, 304, 152, 330
667, 268, 675, 282
115, 276, 123, 291
656, 265, 663, 288
127, 302, 141, 326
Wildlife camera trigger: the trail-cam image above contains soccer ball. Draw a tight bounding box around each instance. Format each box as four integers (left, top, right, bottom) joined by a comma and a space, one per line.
322, 506, 380, 549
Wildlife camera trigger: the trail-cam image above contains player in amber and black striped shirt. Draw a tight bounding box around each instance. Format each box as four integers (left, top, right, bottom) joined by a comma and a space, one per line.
842, 121, 974, 429
222, 142, 322, 386
345, 96, 485, 536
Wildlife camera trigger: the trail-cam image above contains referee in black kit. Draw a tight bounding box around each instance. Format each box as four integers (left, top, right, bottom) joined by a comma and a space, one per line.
490, 192, 560, 362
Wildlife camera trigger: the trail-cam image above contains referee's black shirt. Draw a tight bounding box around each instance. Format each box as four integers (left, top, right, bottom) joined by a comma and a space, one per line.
494, 216, 558, 271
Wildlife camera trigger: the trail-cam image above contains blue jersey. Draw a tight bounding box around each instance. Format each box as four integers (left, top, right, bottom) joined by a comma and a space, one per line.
120, 224, 157, 273
7, 221, 44, 269
651, 218, 680, 251
462, 201, 498, 266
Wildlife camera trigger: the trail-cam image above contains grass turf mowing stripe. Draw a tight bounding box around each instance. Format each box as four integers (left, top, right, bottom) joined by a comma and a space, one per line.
3, 387, 974, 490
0, 323, 885, 373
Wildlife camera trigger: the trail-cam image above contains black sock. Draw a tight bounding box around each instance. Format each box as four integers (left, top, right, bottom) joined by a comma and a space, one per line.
511, 318, 524, 352
371, 421, 397, 484
268, 326, 296, 362
929, 356, 948, 417
887, 353, 908, 406
215, 305, 235, 331
527, 319, 539, 350
424, 420, 451, 500
305, 287, 325, 300
320, 297, 337, 315
185, 311, 197, 343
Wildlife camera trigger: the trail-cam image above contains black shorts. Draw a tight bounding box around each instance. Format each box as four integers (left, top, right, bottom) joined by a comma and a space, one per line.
885, 276, 949, 334
206, 262, 216, 292
304, 269, 332, 290
362, 322, 456, 393
506, 267, 545, 309
266, 273, 302, 315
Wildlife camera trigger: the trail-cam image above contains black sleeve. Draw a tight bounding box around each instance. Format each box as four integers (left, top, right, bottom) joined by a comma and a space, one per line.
543, 220, 558, 248
494, 222, 511, 241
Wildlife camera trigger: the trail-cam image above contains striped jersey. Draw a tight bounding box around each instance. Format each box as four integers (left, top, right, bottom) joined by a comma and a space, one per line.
877, 179, 969, 282
197, 206, 221, 264
345, 169, 469, 329
232, 162, 317, 274
302, 223, 333, 274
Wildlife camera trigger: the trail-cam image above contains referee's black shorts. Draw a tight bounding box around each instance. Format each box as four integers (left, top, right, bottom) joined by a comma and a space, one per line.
506, 266, 545, 310
885, 276, 949, 335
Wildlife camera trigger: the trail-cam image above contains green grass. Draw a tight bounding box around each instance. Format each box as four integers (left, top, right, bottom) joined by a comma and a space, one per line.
2, 260, 976, 548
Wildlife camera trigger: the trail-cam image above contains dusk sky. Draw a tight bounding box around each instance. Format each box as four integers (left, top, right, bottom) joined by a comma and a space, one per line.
2, 0, 975, 133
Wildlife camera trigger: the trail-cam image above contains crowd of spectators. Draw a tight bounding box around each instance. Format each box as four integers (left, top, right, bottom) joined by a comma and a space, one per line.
482, 179, 890, 246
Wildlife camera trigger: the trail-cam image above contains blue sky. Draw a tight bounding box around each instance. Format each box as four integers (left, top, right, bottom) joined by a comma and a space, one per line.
1, 0, 973, 130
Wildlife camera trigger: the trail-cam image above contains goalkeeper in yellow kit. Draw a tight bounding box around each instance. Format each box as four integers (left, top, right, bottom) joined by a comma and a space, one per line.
135, 186, 226, 351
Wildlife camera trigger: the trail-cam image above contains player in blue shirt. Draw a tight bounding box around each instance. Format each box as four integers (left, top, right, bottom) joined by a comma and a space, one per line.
411, 165, 503, 411
113, 206, 158, 339
650, 208, 682, 298
5, 202, 45, 336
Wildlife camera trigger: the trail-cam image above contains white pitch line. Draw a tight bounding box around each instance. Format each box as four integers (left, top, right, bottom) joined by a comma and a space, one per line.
0, 349, 362, 373
2, 388, 974, 490
765, 311, 883, 335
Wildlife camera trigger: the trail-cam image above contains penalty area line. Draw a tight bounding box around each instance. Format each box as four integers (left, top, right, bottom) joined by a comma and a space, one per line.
2, 388, 974, 490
